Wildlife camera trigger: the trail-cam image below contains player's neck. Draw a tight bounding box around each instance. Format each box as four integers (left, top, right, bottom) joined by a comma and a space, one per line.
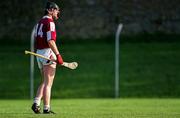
47, 14, 53, 19
44, 14, 52, 19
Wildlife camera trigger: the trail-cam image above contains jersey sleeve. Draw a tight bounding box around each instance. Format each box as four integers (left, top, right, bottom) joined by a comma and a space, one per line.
47, 22, 56, 41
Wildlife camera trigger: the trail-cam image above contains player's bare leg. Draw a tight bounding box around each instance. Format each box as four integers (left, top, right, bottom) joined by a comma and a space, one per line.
34, 69, 44, 105
43, 63, 56, 114
31, 69, 44, 114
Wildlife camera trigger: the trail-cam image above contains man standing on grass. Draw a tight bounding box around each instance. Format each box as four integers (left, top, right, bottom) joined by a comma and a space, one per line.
31, 1, 64, 114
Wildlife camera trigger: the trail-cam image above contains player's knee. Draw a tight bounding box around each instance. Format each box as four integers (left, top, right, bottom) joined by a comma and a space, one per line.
44, 81, 53, 88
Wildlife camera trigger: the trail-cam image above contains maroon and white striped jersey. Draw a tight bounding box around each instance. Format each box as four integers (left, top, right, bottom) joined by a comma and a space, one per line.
35, 16, 57, 49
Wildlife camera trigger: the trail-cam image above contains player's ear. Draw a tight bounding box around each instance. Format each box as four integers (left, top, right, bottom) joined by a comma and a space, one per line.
47, 9, 54, 15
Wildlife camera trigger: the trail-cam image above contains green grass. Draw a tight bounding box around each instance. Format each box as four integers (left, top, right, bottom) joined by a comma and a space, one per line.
0, 99, 180, 118
120, 42, 180, 97
0, 38, 180, 98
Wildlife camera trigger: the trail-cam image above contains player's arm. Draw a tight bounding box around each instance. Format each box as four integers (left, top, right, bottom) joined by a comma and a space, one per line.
48, 40, 63, 65
47, 21, 64, 65
48, 40, 59, 55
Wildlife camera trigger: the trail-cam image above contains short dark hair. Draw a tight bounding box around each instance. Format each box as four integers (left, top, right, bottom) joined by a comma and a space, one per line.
44, 1, 59, 15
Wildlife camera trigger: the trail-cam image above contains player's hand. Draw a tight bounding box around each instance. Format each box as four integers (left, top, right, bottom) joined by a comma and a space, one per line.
56, 54, 63, 65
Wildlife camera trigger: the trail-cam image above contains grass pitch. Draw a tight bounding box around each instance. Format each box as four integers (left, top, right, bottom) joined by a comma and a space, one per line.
0, 37, 180, 98
1, 35, 180, 117
0, 99, 180, 118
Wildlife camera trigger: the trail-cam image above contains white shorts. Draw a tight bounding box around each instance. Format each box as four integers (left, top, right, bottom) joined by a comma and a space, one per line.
36, 48, 57, 69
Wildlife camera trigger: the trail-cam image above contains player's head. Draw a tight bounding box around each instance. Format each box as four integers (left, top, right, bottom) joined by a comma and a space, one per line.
44, 1, 60, 20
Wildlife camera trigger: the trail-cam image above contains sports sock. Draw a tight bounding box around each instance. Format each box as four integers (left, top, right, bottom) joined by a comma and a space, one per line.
44, 105, 50, 111
34, 97, 41, 106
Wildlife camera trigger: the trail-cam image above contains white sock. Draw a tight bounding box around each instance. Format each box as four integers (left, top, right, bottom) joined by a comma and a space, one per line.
34, 97, 41, 106
44, 105, 50, 110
